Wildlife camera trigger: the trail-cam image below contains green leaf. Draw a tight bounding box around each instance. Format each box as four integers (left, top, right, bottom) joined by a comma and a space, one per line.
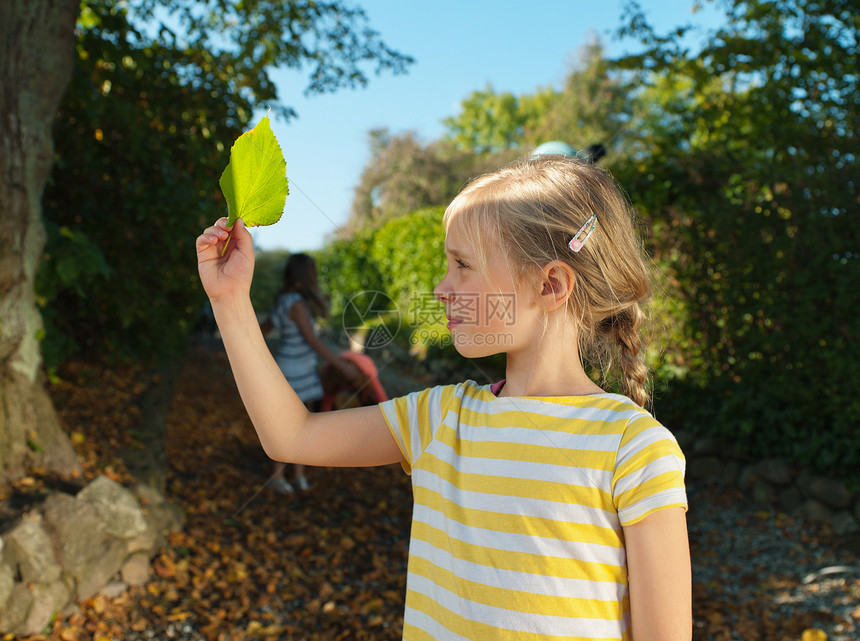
219, 113, 289, 229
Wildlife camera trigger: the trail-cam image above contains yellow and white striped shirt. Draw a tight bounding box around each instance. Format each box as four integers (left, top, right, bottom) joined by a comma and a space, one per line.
380, 380, 687, 641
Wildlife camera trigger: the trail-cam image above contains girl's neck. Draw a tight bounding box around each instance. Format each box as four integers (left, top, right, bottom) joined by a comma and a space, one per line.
500, 358, 603, 398
499, 317, 604, 398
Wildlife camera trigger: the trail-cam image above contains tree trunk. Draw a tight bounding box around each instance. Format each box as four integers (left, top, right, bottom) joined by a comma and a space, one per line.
0, 0, 82, 483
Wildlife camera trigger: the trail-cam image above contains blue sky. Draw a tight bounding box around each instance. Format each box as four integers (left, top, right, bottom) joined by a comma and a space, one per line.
249, 0, 725, 252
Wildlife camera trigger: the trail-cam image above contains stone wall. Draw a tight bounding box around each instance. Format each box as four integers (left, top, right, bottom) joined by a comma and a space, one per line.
0, 475, 184, 635
678, 430, 860, 541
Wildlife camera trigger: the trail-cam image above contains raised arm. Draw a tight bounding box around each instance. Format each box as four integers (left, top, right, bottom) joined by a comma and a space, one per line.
196, 218, 402, 468
624, 507, 692, 641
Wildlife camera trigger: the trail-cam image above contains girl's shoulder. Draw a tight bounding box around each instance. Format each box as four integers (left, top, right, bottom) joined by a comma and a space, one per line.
390, 382, 655, 421
385, 380, 490, 412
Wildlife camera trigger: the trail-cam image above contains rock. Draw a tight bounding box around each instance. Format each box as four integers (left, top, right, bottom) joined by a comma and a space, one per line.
801, 498, 834, 523
0, 560, 14, 609
692, 436, 721, 456
721, 460, 740, 486
41, 492, 110, 578
806, 477, 851, 510
99, 580, 128, 599
832, 512, 860, 537
121, 552, 151, 587
20, 580, 71, 637
779, 486, 804, 513
77, 475, 148, 539
2, 516, 61, 584
737, 465, 757, 490
754, 458, 793, 486
688, 456, 722, 480
40, 488, 134, 601
842, 533, 860, 555
72, 538, 127, 601
673, 430, 696, 455
0, 583, 34, 634
143, 500, 185, 540
125, 522, 163, 555
796, 469, 815, 495
133, 483, 166, 508
752, 480, 774, 504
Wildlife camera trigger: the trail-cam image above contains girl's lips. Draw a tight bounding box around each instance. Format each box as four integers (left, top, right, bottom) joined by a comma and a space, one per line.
446, 317, 462, 330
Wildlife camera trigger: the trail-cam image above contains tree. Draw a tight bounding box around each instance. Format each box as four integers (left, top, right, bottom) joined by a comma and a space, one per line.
442, 40, 633, 158
525, 39, 635, 158
442, 85, 554, 154
614, 0, 859, 471
0, 0, 82, 482
0, 0, 412, 485
347, 127, 523, 231
348, 130, 466, 228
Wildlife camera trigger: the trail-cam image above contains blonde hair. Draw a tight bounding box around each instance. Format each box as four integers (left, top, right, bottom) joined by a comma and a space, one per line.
443, 154, 652, 406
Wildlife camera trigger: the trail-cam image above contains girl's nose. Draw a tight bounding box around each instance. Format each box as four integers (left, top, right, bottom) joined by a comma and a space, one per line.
434, 275, 453, 303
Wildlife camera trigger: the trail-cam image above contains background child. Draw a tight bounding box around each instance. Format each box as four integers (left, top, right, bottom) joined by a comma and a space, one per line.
197, 154, 691, 640
319, 350, 388, 411
258, 253, 359, 493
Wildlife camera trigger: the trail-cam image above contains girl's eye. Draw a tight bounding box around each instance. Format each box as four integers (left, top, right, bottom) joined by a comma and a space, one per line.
455, 258, 470, 270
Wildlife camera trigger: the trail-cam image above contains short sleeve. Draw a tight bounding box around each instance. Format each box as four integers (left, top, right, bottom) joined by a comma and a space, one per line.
612, 415, 687, 526
379, 384, 457, 475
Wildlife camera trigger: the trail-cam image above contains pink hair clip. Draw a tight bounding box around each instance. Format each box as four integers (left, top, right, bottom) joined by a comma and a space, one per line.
568, 214, 597, 252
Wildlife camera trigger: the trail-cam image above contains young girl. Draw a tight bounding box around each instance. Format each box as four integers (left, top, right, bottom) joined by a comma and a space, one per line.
197, 155, 691, 640
319, 350, 389, 411
258, 253, 359, 493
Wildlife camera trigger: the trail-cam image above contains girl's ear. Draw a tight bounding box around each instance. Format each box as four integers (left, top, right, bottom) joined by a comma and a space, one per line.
538, 261, 576, 311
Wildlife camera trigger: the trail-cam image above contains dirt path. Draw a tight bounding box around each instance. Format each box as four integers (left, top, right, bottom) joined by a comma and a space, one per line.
19, 341, 860, 640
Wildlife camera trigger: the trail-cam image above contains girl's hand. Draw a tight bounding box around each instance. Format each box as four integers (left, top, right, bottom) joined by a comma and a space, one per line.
196, 218, 254, 303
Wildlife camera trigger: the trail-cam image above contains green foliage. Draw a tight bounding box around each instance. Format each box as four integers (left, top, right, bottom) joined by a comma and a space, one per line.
332, 1, 858, 477
347, 128, 520, 230
41, 2, 241, 363
528, 39, 635, 155
249, 249, 290, 313
368, 209, 447, 313
123, 0, 413, 119
36, 223, 112, 368
614, 0, 859, 474
317, 207, 503, 382
316, 226, 386, 329
320, 207, 447, 335
442, 85, 552, 154
37, 0, 412, 366
442, 39, 632, 157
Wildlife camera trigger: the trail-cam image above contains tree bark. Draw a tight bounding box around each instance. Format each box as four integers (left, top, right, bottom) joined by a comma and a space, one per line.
0, 0, 82, 483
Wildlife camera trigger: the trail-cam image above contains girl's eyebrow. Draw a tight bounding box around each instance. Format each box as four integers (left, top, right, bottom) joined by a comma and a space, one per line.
444, 244, 471, 258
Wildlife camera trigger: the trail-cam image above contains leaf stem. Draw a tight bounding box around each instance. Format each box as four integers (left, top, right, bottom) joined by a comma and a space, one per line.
220, 230, 233, 257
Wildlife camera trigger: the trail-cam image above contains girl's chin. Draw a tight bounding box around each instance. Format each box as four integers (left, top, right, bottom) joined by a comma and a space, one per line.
451, 341, 504, 360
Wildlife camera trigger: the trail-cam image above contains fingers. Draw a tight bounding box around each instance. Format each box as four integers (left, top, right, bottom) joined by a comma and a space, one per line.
196, 217, 256, 263
197, 230, 227, 255
196, 218, 238, 253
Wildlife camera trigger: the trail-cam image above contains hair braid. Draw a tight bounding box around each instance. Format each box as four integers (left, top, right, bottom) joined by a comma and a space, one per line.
598, 305, 649, 407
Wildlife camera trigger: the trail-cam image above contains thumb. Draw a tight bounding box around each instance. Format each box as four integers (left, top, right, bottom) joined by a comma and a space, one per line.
232, 218, 253, 248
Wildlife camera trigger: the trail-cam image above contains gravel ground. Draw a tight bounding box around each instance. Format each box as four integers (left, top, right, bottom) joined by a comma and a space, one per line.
687, 479, 860, 640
